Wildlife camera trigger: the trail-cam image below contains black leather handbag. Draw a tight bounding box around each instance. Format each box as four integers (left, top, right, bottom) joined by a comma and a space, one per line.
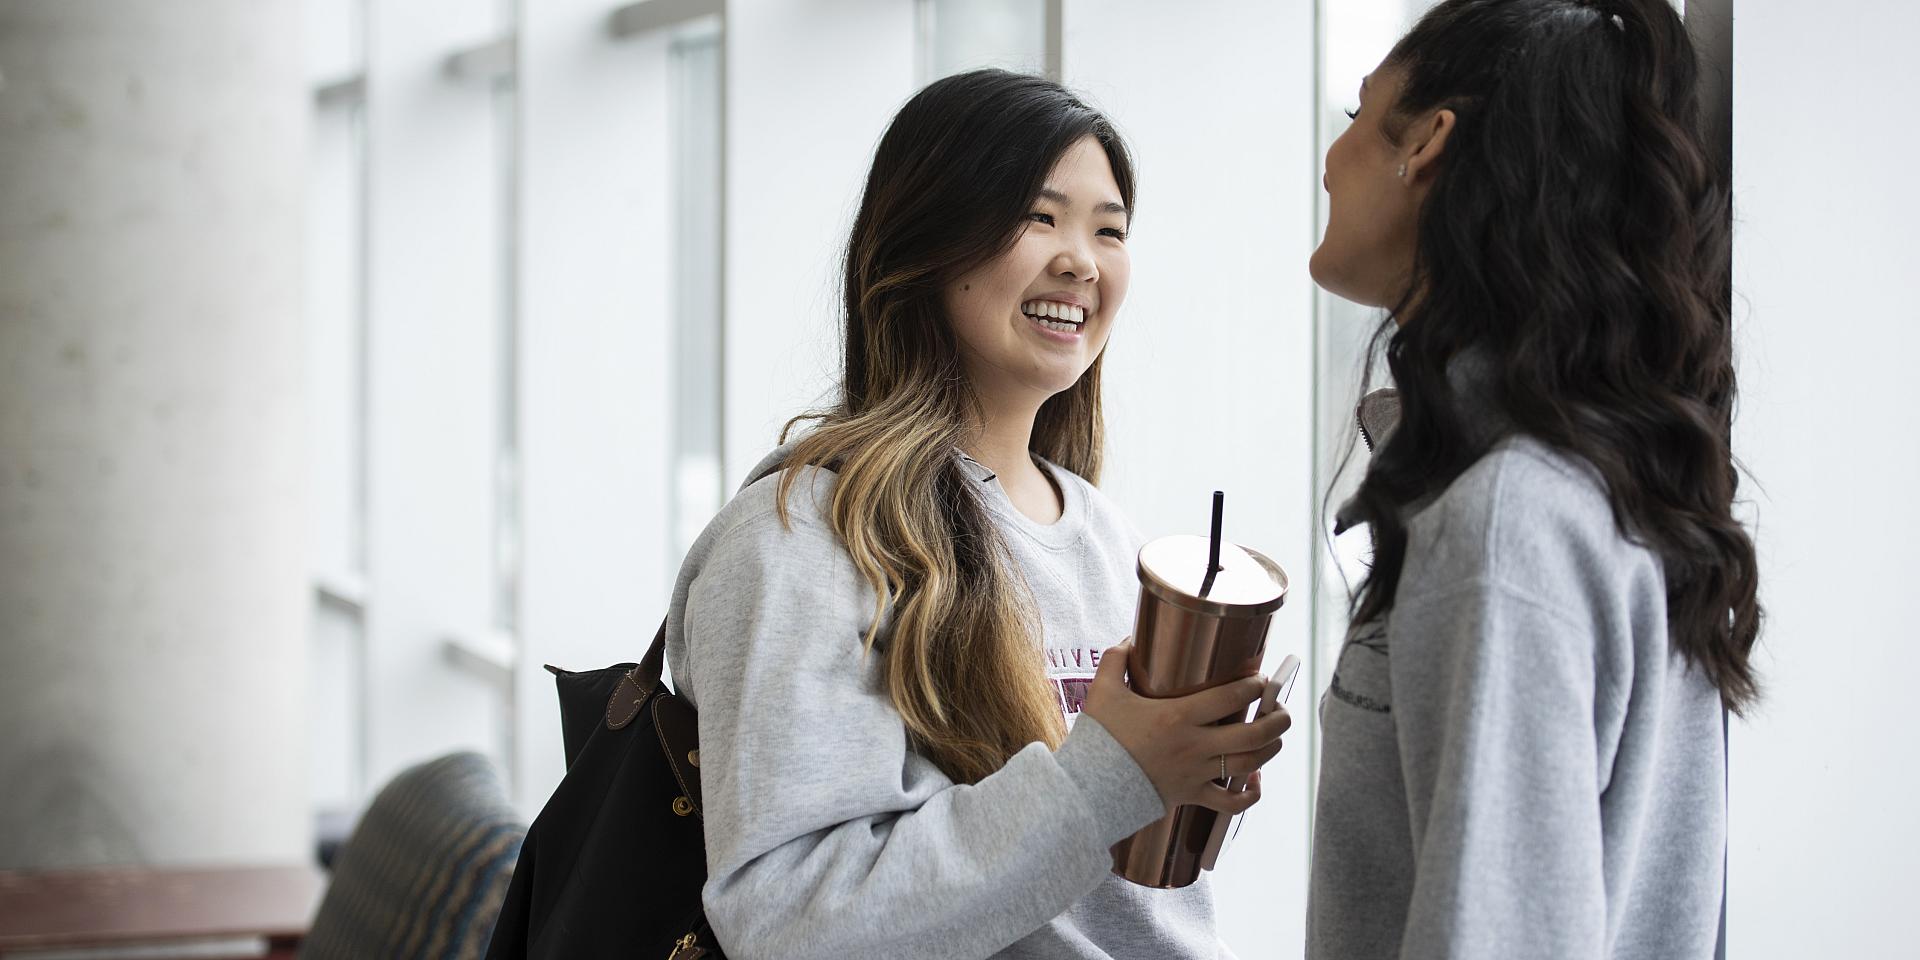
485, 621, 724, 960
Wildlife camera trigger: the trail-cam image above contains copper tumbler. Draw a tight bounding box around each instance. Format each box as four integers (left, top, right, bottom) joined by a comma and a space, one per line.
1109, 533, 1288, 888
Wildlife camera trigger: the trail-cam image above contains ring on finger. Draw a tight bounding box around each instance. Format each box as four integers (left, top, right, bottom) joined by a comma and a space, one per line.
1218, 754, 1228, 781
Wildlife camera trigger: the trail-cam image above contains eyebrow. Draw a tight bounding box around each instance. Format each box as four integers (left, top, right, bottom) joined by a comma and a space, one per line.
1038, 187, 1128, 216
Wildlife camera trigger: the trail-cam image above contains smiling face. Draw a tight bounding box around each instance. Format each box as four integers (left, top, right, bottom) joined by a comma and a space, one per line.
942, 136, 1132, 408
1311, 64, 1425, 309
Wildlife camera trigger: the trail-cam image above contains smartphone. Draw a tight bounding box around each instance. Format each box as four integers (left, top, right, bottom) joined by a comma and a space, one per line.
1201, 653, 1303, 871
1225, 654, 1300, 792
1259, 654, 1302, 717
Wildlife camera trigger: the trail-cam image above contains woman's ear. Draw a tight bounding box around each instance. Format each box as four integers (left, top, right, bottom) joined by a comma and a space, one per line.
1402, 108, 1456, 185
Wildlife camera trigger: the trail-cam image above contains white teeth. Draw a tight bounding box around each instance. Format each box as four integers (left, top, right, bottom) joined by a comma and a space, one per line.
1040, 319, 1078, 333
1021, 300, 1088, 325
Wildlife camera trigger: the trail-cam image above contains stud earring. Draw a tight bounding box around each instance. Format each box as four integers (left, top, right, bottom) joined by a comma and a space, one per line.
1397, 163, 1407, 179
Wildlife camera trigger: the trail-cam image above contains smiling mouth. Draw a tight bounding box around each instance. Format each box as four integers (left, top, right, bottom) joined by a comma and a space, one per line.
1021, 299, 1087, 334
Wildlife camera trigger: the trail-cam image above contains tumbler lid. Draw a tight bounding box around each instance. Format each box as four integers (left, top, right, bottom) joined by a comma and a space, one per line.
1137, 534, 1288, 618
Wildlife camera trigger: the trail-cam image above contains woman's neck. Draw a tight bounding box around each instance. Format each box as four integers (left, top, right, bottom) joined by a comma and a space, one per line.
961, 394, 1063, 525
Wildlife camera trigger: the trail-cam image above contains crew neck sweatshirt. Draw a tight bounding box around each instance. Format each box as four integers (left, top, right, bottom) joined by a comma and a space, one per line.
665, 446, 1231, 960
1308, 423, 1727, 959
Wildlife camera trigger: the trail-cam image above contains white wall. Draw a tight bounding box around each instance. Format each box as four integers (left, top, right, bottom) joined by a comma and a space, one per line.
1063, 2, 1320, 956
722, 0, 918, 483
1728, 2, 1920, 954
0, 0, 309, 868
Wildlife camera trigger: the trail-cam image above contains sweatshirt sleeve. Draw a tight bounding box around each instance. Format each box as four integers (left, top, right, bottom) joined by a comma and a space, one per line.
681, 507, 1167, 960
1386, 578, 1610, 960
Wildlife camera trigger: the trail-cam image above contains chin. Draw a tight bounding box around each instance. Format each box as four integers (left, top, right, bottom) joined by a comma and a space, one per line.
1024, 366, 1091, 401
1308, 247, 1342, 295
1310, 253, 1384, 308
1033, 376, 1087, 400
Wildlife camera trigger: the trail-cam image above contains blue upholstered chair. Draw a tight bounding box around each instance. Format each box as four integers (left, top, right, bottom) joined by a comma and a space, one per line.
303, 752, 526, 960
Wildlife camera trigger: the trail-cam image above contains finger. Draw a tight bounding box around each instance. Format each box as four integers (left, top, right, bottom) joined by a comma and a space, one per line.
1244, 735, 1287, 772
1213, 735, 1286, 781
1090, 641, 1131, 691
1213, 706, 1294, 754
1175, 674, 1268, 723
1191, 776, 1263, 815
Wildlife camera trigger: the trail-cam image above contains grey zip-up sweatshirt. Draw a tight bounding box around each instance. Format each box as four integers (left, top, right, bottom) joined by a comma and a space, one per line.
1309, 409, 1727, 959
665, 447, 1229, 960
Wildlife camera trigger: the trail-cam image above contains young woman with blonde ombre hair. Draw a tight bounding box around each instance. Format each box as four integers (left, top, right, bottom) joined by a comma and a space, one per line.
663, 69, 1290, 960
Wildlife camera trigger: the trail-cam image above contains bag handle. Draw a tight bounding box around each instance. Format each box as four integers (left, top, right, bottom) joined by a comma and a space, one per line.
605, 620, 672, 732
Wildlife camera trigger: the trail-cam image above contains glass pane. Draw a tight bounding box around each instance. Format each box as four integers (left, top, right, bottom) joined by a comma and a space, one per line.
309, 599, 365, 812
307, 103, 365, 582
670, 30, 726, 568
923, 0, 1049, 81
492, 72, 522, 636
306, 0, 369, 820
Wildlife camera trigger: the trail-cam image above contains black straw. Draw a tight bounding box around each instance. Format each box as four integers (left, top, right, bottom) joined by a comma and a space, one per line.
1198, 491, 1224, 598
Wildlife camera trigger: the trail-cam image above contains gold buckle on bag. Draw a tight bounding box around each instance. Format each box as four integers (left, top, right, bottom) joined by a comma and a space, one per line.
666, 931, 704, 959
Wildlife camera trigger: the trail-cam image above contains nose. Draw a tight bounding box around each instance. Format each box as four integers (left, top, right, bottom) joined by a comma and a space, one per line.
1051, 233, 1098, 284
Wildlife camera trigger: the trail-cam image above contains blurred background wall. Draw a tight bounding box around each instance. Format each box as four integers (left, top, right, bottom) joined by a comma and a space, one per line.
1726, 2, 1920, 955
0, 0, 1914, 957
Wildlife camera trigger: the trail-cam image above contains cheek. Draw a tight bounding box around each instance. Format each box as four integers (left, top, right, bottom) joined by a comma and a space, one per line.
970, 240, 1044, 310
1325, 138, 1368, 216
942, 274, 996, 352
940, 282, 975, 332
1100, 249, 1131, 315
949, 257, 1011, 314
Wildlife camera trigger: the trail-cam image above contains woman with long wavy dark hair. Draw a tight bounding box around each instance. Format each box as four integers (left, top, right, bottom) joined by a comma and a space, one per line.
1307, 1, 1758, 956
665, 69, 1288, 959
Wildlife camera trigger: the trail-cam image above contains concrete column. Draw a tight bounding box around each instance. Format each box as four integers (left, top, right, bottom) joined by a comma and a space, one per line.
0, 0, 308, 868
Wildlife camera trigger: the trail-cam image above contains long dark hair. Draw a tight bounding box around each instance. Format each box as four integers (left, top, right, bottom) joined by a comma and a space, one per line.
780, 69, 1135, 783
1346, 0, 1760, 712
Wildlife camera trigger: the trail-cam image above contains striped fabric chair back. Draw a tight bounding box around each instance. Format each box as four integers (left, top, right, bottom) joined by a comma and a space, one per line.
304, 752, 527, 960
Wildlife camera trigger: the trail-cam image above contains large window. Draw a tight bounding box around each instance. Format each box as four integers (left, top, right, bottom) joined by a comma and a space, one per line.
301, 0, 739, 829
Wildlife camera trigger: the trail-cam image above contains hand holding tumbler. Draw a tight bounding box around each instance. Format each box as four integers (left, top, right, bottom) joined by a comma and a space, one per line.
1110, 492, 1289, 889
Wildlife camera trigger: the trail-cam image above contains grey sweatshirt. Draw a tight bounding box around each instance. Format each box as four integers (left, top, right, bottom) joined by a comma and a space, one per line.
665, 447, 1228, 960
1308, 429, 1727, 959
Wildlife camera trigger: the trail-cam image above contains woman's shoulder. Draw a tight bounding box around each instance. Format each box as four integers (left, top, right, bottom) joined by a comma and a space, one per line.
692, 449, 845, 559
1402, 436, 1661, 608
